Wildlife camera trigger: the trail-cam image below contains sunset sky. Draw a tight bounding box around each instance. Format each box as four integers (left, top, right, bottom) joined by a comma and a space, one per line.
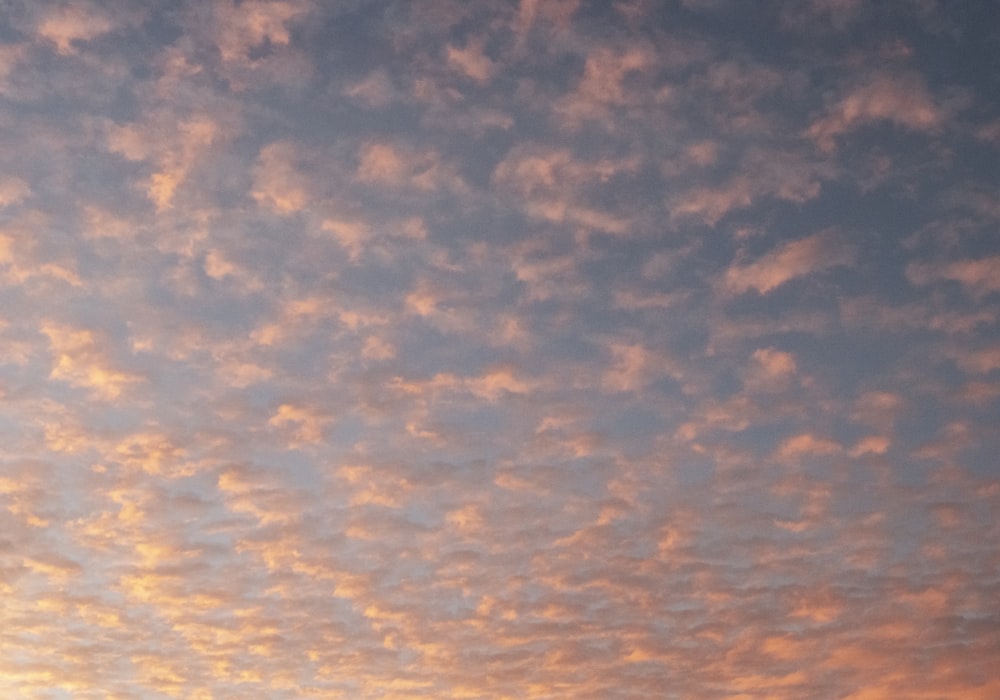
2, 1, 999, 698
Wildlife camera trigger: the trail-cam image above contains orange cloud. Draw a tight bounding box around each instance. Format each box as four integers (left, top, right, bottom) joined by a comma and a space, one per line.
268, 403, 329, 445
41, 323, 142, 399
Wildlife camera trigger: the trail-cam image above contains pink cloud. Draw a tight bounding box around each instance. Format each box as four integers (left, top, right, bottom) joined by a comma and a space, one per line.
344, 69, 397, 108
669, 149, 828, 225
742, 347, 798, 393
851, 390, 903, 432
445, 39, 496, 83
356, 141, 465, 193
493, 145, 639, 233
552, 44, 667, 129
251, 141, 311, 214
949, 345, 1000, 374
849, 435, 891, 456
35, 2, 120, 54
107, 113, 227, 210
670, 181, 753, 225
602, 342, 684, 394
807, 73, 944, 151
906, 255, 1000, 299
723, 230, 855, 295
777, 433, 842, 458
511, 0, 580, 50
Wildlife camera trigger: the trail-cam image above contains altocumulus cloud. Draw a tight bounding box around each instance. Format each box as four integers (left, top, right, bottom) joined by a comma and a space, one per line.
1, 1, 999, 698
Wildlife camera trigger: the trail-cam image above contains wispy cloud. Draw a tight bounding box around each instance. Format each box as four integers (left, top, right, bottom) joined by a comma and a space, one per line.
907, 255, 1000, 299
807, 73, 946, 151
722, 230, 855, 295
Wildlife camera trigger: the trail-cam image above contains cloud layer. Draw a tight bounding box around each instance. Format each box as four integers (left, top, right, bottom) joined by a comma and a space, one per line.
1, 1, 998, 698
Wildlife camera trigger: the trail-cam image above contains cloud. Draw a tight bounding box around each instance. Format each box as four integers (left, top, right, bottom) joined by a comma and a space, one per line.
948, 345, 1000, 375
669, 180, 753, 225
113, 431, 191, 477
851, 390, 903, 432
268, 403, 330, 446
0, 215, 83, 289
35, 2, 118, 54
0, 177, 31, 207
214, 358, 274, 388
906, 255, 1000, 299
107, 113, 226, 211
344, 69, 397, 108
777, 432, 842, 458
602, 342, 682, 393
511, 0, 580, 49
41, 323, 142, 400
210, 0, 307, 63
850, 435, 891, 456
493, 145, 639, 233
669, 149, 829, 225
0, 44, 26, 97
839, 295, 998, 336
190, 0, 315, 89
217, 463, 309, 525
356, 141, 466, 194
552, 43, 668, 129
722, 230, 854, 295
807, 73, 945, 151
446, 39, 496, 83
251, 141, 311, 214
338, 463, 413, 508
743, 347, 798, 392
465, 366, 537, 400
321, 218, 371, 261
388, 365, 537, 403
506, 245, 589, 301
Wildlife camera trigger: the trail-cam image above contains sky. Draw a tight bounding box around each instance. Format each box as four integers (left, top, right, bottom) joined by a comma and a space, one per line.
1, 0, 999, 698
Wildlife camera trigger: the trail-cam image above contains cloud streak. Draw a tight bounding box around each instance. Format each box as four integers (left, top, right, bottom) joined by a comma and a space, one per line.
722, 230, 855, 295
